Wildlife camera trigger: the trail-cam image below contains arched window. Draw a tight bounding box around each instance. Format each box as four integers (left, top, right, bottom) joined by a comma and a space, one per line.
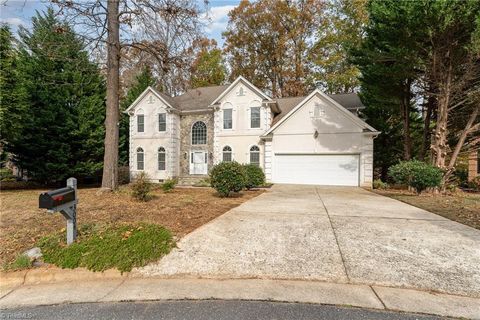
158, 147, 166, 170
136, 147, 144, 170
250, 145, 260, 166
192, 121, 207, 145
222, 146, 232, 162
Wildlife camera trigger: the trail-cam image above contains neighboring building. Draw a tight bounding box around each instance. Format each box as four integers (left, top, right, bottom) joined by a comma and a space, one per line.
468, 150, 480, 181
125, 76, 379, 187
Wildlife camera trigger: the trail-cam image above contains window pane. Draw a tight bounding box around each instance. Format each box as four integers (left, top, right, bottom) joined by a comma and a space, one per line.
137, 152, 144, 170
137, 115, 144, 133
251, 107, 260, 128
223, 151, 232, 162
223, 109, 232, 129
158, 113, 166, 132
250, 145, 260, 166
158, 152, 166, 170
192, 121, 207, 145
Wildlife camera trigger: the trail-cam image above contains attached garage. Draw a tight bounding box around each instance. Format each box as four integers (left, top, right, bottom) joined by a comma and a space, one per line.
272, 154, 360, 186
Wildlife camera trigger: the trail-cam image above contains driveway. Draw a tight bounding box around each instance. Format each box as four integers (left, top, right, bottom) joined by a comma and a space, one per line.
137, 185, 480, 298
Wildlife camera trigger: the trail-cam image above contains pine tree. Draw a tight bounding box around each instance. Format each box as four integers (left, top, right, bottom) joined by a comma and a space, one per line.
6, 9, 105, 184
0, 25, 27, 160
119, 66, 156, 166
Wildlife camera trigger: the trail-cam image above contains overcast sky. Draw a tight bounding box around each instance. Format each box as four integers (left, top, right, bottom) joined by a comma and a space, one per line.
0, 0, 239, 46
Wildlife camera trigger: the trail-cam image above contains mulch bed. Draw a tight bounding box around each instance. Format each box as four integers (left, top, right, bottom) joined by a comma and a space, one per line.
374, 189, 480, 230
0, 186, 263, 266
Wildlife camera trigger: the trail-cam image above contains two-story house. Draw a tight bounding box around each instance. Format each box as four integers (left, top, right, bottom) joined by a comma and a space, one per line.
125, 76, 379, 187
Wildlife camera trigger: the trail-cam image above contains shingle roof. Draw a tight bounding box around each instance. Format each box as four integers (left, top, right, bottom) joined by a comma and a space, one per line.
272, 93, 364, 125
151, 87, 178, 108
173, 85, 230, 111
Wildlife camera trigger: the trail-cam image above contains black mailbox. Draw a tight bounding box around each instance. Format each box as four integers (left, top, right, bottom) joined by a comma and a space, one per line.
39, 187, 76, 209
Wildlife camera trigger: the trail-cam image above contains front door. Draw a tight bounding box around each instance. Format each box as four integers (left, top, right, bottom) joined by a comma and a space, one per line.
190, 151, 208, 175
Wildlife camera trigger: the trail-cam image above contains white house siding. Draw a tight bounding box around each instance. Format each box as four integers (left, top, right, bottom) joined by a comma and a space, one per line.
270, 94, 374, 187
213, 81, 271, 167
264, 139, 273, 182
129, 92, 178, 181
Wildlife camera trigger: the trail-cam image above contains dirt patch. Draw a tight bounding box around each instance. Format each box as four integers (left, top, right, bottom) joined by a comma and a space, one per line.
374, 189, 480, 230
0, 186, 263, 266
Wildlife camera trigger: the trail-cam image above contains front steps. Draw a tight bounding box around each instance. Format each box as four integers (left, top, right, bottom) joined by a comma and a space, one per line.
177, 175, 209, 186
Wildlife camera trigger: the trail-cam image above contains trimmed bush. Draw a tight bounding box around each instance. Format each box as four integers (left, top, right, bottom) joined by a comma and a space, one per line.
388, 160, 443, 194
373, 179, 388, 190
210, 161, 246, 197
242, 164, 265, 190
468, 176, 480, 191
161, 179, 177, 192
131, 172, 152, 201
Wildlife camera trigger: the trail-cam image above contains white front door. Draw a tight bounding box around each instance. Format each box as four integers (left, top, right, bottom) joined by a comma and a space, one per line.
190, 151, 208, 175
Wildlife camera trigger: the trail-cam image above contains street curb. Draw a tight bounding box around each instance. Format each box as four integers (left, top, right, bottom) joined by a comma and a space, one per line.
0, 273, 479, 319
0, 267, 127, 289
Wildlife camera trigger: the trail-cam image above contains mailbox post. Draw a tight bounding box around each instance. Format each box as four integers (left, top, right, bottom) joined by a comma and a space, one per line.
39, 177, 78, 245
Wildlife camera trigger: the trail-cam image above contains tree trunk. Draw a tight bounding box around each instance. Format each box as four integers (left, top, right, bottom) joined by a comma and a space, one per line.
401, 79, 412, 160
442, 106, 479, 185
432, 60, 453, 169
101, 0, 120, 191
419, 94, 435, 161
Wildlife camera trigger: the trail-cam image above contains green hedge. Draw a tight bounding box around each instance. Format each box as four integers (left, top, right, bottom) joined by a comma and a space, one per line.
388, 160, 443, 194
209, 162, 246, 197
242, 164, 265, 189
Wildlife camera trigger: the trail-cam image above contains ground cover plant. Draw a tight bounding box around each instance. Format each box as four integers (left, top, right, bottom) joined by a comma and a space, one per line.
39, 223, 173, 272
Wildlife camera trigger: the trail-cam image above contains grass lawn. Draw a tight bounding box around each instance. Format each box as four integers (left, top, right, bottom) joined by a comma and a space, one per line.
0, 186, 263, 267
374, 189, 480, 230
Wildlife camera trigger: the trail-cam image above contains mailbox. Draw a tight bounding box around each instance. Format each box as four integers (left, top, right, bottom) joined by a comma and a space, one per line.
39, 187, 76, 209
38, 178, 78, 245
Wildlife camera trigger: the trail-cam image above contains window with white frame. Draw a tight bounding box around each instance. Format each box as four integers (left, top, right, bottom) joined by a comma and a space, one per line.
158, 147, 166, 170
249, 145, 260, 166
222, 146, 232, 162
250, 107, 261, 128
137, 114, 145, 133
192, 121, 207, 145
223, 109, 232, 129
158, 113, 166, 132
136, 147, 144, 170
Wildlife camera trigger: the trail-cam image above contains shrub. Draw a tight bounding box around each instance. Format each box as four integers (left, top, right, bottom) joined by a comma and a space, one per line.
210, 161, 245, 197
131, 172, 152, 201
373, 179, 388, 190
388, 160, 443, 194
161, 179, 177, 192
0, 168, 15, 182
468, 176, 480, 191
242, 164, 265, 190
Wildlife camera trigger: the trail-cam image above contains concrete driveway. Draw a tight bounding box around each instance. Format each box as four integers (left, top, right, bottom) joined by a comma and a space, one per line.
137, 185, 480, 298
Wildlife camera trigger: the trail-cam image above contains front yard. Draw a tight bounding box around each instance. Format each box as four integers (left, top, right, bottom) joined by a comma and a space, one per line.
0, 186, 262, 267
374, 189, 480, 230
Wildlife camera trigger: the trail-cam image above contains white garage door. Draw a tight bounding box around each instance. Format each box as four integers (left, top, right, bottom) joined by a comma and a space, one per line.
273, 154, 360, 186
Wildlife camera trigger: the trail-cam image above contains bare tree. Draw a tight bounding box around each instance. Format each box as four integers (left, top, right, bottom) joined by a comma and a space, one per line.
51, 0, 206, 190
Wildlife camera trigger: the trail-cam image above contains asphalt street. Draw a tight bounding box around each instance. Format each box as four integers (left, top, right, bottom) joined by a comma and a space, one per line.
1, 300, 445, 320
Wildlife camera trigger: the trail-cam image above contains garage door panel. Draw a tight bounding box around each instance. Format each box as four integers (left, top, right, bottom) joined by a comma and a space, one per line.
273, 154, 359, 186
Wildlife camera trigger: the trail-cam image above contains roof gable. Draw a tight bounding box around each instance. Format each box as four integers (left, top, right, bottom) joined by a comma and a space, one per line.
264, 89, 377, 136
210, 76, 271, 105
124, 86, 177, 113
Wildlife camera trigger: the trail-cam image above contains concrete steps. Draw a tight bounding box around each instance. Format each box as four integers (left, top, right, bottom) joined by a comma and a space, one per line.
177, 175, 209, 186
